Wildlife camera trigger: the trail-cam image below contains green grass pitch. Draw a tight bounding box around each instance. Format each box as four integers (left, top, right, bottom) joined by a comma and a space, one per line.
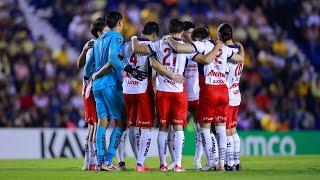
1, 156, 320, 180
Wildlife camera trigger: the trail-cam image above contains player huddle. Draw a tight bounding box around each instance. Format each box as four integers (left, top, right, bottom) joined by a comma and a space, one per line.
78, 11, 244, 172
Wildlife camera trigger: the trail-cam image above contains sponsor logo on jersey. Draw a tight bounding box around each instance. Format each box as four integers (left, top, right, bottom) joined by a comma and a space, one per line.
207, 70, 225, 77
160, 119, 167, 124
127, 80, 139, 85
203, 117, 215, 121
163, 78, 176, 85
216, 116, 227, 121
116, 38, 122, 44
211, 80, 225, 84
173, 119, 184, 124
138, 121, 151, 125
230, 83, 239, 89
233, 89, 240, 95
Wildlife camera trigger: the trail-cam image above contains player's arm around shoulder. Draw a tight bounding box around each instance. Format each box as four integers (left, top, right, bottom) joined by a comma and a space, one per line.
77, 39, 94, 69
108, 34, 125, 71
194, 40, 223, 64
228, 42, 245, 63
149, 55, 185, 84
92, 62, 113, 80
165, 36, 197, 53
83, 48, 95, 79
92, 39, 132, 80
131, 36, 153, 54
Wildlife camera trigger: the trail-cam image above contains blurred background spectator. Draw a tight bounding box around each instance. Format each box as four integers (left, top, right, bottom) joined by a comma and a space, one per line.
0, 0, 319, 131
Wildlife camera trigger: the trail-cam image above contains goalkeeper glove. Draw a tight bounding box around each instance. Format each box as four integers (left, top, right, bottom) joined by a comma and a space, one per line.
124, 65, 147, 81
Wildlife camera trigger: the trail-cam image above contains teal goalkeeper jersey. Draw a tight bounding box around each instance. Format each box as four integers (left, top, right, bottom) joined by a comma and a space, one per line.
86, 30, 125, 91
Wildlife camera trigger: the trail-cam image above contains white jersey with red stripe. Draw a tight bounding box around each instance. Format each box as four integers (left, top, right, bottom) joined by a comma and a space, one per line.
192, 40, 233, 85
122, 38, 152, 94
82, 48, 93, 98
149, 38, 196, 93
226, 44, 243, 106
185, 60, 199, 101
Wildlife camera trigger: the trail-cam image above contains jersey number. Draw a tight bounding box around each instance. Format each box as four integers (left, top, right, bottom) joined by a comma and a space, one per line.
130, 53, 137, 66
235, 63, 243, 76
214, 49, 223, 64
162, 48, 176, 66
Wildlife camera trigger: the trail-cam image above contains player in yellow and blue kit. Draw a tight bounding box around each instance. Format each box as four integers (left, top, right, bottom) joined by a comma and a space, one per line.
84, 11, 147, 171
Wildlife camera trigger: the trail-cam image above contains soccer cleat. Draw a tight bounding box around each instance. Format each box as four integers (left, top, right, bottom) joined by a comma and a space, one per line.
100, 163, 120, 171
225, 164, 235, 171
173, 165, 185, 172
194, 161, 202, 171
82, 143, 89, 171
167, 161, 176, 170
135, 165, 151, 172
160, 164, 168, 172
235, 164, 242, 171
81, 164, 88, 171
89, 164, 98, 171
118, 161, 126, 171
202, 164, 220, 171
220, 161, 225, 171
202, 164, 212, 171
82, 157, 89, 171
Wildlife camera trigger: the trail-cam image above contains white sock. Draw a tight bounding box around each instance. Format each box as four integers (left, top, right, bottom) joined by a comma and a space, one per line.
174, 130, 184, 167
233, 133, 241, 165
157, 131, 168, 165
226, 136, 235, 166
194, 123, 203, 163
168, 126, 176, 162
137, 128, 152, 165
118, 130, 126, 162
83, 128, 89, 167
215, 125, 227, 166
128, 126, 139, 159
200, 128, 216, 166
83, 141, 89, 166
93, 143, 98, 164
211, 132, 220, 165
88, 142, 95, 164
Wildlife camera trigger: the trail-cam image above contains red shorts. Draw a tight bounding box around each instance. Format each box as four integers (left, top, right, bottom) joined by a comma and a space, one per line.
226, 105, 239, 129
124, 89, 154, 128
83, 88, 98, 125
197, 76, 229, 124
188, 100, 199, 114
156, 91, 188, 126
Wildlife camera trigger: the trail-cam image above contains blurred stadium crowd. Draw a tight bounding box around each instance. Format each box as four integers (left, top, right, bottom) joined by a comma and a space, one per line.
0, 0, 319, 130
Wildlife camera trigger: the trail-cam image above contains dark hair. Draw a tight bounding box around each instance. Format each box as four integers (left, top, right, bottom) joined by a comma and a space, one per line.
217, 23, 233, 41
183, 21, 195, 31
142, 21, 159, 35
90, 18, 107, 38
106, 11, 122, 29
95, 17, 105, 22
168, 18, 184, 34
191, 25, 210, 40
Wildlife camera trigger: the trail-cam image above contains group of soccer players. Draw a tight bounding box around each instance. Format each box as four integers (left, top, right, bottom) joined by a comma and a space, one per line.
78, 10, 244, 172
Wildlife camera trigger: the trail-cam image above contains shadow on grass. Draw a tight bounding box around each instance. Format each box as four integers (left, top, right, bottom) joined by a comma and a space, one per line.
1, 167, 319, 175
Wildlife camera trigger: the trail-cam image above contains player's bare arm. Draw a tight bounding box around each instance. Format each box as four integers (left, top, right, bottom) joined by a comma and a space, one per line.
77, 39, 94, 69
131, 36, 152, 54
228, 42, 245, 63
166, 36, 197, 53
92, 62, 113, 80
149, 55, 185, 84
193, 40, 223, 64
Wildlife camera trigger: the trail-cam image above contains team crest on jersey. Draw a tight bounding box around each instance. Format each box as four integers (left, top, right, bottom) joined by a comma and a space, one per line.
116, 38, 122, 44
